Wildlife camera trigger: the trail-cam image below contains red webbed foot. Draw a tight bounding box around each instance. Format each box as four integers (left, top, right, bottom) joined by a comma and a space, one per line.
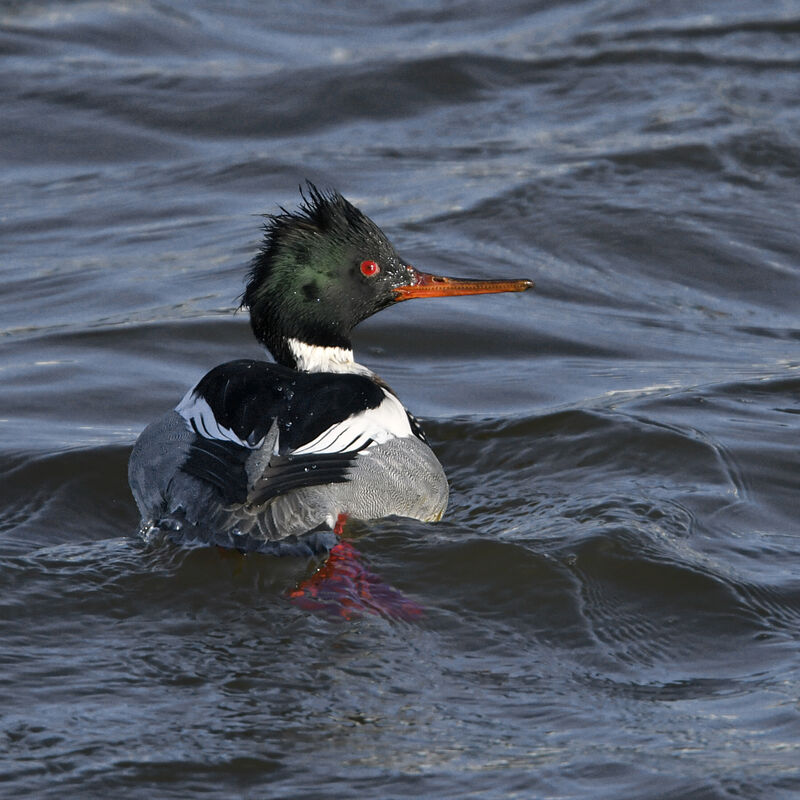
287, 514, 424, 621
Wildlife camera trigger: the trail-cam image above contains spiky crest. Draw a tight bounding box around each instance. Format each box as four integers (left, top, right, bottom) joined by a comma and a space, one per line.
242, 183, 407, 369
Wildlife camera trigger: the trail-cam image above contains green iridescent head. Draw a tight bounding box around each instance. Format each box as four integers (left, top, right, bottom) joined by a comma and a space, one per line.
243, 184, 415, 366
243, 184, 533, 369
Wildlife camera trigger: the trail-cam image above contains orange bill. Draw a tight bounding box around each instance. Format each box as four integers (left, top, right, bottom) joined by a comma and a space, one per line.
394, 268, 534, 301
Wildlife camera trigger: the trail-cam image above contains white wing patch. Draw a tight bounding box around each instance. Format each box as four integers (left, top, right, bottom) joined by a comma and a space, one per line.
176, 386, 412, 456
291, 389, 413, 456
175, 390, 262, 448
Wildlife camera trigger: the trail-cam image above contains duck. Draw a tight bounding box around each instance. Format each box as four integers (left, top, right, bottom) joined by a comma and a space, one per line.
129, 185, 533, 555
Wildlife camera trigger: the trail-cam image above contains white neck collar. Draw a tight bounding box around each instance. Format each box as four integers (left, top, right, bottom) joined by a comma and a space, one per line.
286, 338, 373, 376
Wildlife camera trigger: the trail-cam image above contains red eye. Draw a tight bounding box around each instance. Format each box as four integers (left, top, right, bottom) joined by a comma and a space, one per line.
360, 260, 380, 277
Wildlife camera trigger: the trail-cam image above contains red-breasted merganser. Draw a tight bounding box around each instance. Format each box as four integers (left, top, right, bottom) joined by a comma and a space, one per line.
129, 185, 533, 555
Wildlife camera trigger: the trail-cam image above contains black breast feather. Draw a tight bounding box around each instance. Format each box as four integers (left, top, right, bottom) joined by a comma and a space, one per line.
179, 359, 386, 504
192, 359, 385, 451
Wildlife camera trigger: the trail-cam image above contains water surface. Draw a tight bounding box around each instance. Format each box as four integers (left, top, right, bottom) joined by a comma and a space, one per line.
2, 1, 800, 798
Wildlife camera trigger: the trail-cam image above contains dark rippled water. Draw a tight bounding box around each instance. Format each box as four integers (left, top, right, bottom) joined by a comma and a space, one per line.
3, 1, 800, 797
